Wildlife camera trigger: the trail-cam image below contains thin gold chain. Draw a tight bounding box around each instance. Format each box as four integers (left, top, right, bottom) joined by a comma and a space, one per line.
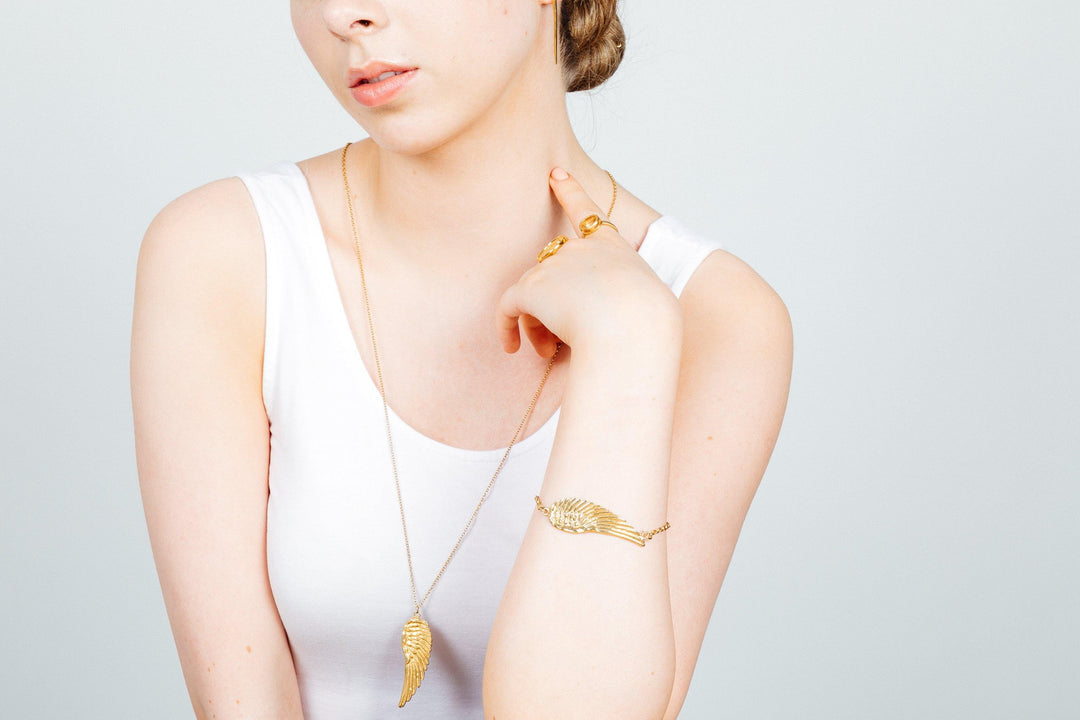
604, 169, 617, 218
340, 142, 617, 614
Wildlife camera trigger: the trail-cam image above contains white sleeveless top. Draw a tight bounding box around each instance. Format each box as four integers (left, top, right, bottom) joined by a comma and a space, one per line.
236, 160, 724, 719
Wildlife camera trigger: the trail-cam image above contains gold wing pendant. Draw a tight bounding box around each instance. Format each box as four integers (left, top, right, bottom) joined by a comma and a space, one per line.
398, 612, 432, 707
547, 497, 645, 546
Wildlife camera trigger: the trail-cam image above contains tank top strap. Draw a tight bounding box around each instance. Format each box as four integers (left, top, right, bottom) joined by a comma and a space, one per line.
236, 160, 327, 275
636, 215, 726, 299
235, 160, 337, 422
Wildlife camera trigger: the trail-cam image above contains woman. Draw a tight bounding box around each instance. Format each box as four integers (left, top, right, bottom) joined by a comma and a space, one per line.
131, 1, 793, 718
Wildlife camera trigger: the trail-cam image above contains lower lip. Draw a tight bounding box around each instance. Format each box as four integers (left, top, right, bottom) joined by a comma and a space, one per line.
350, 69, 418, 108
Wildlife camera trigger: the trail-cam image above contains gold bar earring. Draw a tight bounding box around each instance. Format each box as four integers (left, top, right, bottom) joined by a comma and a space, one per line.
553, 0, 559, 64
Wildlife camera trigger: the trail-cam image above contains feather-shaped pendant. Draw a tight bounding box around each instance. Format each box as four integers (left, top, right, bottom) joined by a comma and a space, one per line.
546, 497, 646, 546
398, 612, 432, 707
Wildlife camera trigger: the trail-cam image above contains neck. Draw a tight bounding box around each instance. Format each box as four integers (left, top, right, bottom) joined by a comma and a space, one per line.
353, 69, 614, 272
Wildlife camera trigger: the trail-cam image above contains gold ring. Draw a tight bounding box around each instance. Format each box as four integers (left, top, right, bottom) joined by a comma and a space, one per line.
578, 213, 619, 237
537, 235, 570, 263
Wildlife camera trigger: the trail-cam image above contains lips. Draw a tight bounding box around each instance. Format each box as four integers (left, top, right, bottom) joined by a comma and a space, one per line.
357, 70, 408, 85
349, 68, 418, 108
347, 61, 418, 89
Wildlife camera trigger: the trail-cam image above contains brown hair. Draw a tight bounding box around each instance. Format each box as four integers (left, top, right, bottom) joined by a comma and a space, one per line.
559, 0, 626, 92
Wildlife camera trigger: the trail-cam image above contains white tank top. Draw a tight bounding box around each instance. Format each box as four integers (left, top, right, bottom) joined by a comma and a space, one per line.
236, 160, 724, 719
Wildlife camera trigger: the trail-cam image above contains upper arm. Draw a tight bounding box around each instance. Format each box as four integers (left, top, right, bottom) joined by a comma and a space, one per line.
130, 177, 304, 719
662, 249, 794, 718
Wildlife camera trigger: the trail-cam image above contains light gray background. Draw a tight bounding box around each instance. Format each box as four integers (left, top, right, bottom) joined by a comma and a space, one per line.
2, 1, 1077, 717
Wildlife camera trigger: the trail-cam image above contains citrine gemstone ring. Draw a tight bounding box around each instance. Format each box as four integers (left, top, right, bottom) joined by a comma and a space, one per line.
578, 213, 619, 237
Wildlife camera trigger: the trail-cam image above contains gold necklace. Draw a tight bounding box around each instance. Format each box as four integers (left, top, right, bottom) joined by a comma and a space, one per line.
339, 141, 617, 707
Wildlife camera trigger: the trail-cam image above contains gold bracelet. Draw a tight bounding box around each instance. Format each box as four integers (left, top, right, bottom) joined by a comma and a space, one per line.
534, 495, 671, 547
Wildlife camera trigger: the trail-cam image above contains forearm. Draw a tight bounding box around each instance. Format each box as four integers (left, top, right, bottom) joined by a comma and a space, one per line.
483, 320, 682, 719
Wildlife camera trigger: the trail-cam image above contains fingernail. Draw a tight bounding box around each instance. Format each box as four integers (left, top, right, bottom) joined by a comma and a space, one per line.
551, 167, 568, 180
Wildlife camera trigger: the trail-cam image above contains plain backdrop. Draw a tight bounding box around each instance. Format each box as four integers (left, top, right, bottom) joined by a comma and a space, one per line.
2, 1, 1077, 718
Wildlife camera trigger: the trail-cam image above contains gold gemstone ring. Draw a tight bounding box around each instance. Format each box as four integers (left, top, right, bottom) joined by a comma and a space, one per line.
578, 213, 619, 237
537, 234, 570, 263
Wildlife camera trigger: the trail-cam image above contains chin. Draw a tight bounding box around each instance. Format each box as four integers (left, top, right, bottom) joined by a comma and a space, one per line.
364, 123, 452, 157
348, 101, 485, 158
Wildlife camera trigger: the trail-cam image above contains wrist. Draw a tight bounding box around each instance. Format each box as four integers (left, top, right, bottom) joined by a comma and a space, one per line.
572, 307, 683, 370
567, 317, 683, 402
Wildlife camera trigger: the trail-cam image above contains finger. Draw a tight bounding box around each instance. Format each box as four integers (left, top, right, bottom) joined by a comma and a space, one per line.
548, 167, 611, 237
495, 283, 522, 353
519, 313, 560, 358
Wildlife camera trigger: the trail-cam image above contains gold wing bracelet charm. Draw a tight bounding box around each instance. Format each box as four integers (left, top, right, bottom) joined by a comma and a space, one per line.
398, 612, 432, 707
535, 496, 670, 547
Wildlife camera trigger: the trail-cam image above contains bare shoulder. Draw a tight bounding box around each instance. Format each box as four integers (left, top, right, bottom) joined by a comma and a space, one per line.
134, 173, 267, 390
131, 176, 304, 715
674, 244, 793, 467
138, 175, 265, 304
660, 247, 793, 719
134, 174, 269, 414
680, 247, 792, 348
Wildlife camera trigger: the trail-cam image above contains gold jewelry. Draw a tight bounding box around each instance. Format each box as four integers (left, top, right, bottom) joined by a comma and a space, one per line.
537, 168, 618, 263
534, 496, 671, 546
553, 0, 559, 64
341, 142, 565, 707
537, 234, 570, 263
578, 214, 619, 237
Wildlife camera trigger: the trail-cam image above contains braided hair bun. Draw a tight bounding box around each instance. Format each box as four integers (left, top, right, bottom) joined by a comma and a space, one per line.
558, 0, 626, 92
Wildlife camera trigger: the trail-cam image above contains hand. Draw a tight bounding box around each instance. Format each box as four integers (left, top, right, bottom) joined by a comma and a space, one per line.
494, 167, 681, 358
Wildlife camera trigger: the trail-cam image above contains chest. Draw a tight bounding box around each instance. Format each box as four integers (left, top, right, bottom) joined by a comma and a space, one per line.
322, 230, 572, 453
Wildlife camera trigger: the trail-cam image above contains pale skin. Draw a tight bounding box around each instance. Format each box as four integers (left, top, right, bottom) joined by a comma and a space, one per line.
130, 1, 793, 719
